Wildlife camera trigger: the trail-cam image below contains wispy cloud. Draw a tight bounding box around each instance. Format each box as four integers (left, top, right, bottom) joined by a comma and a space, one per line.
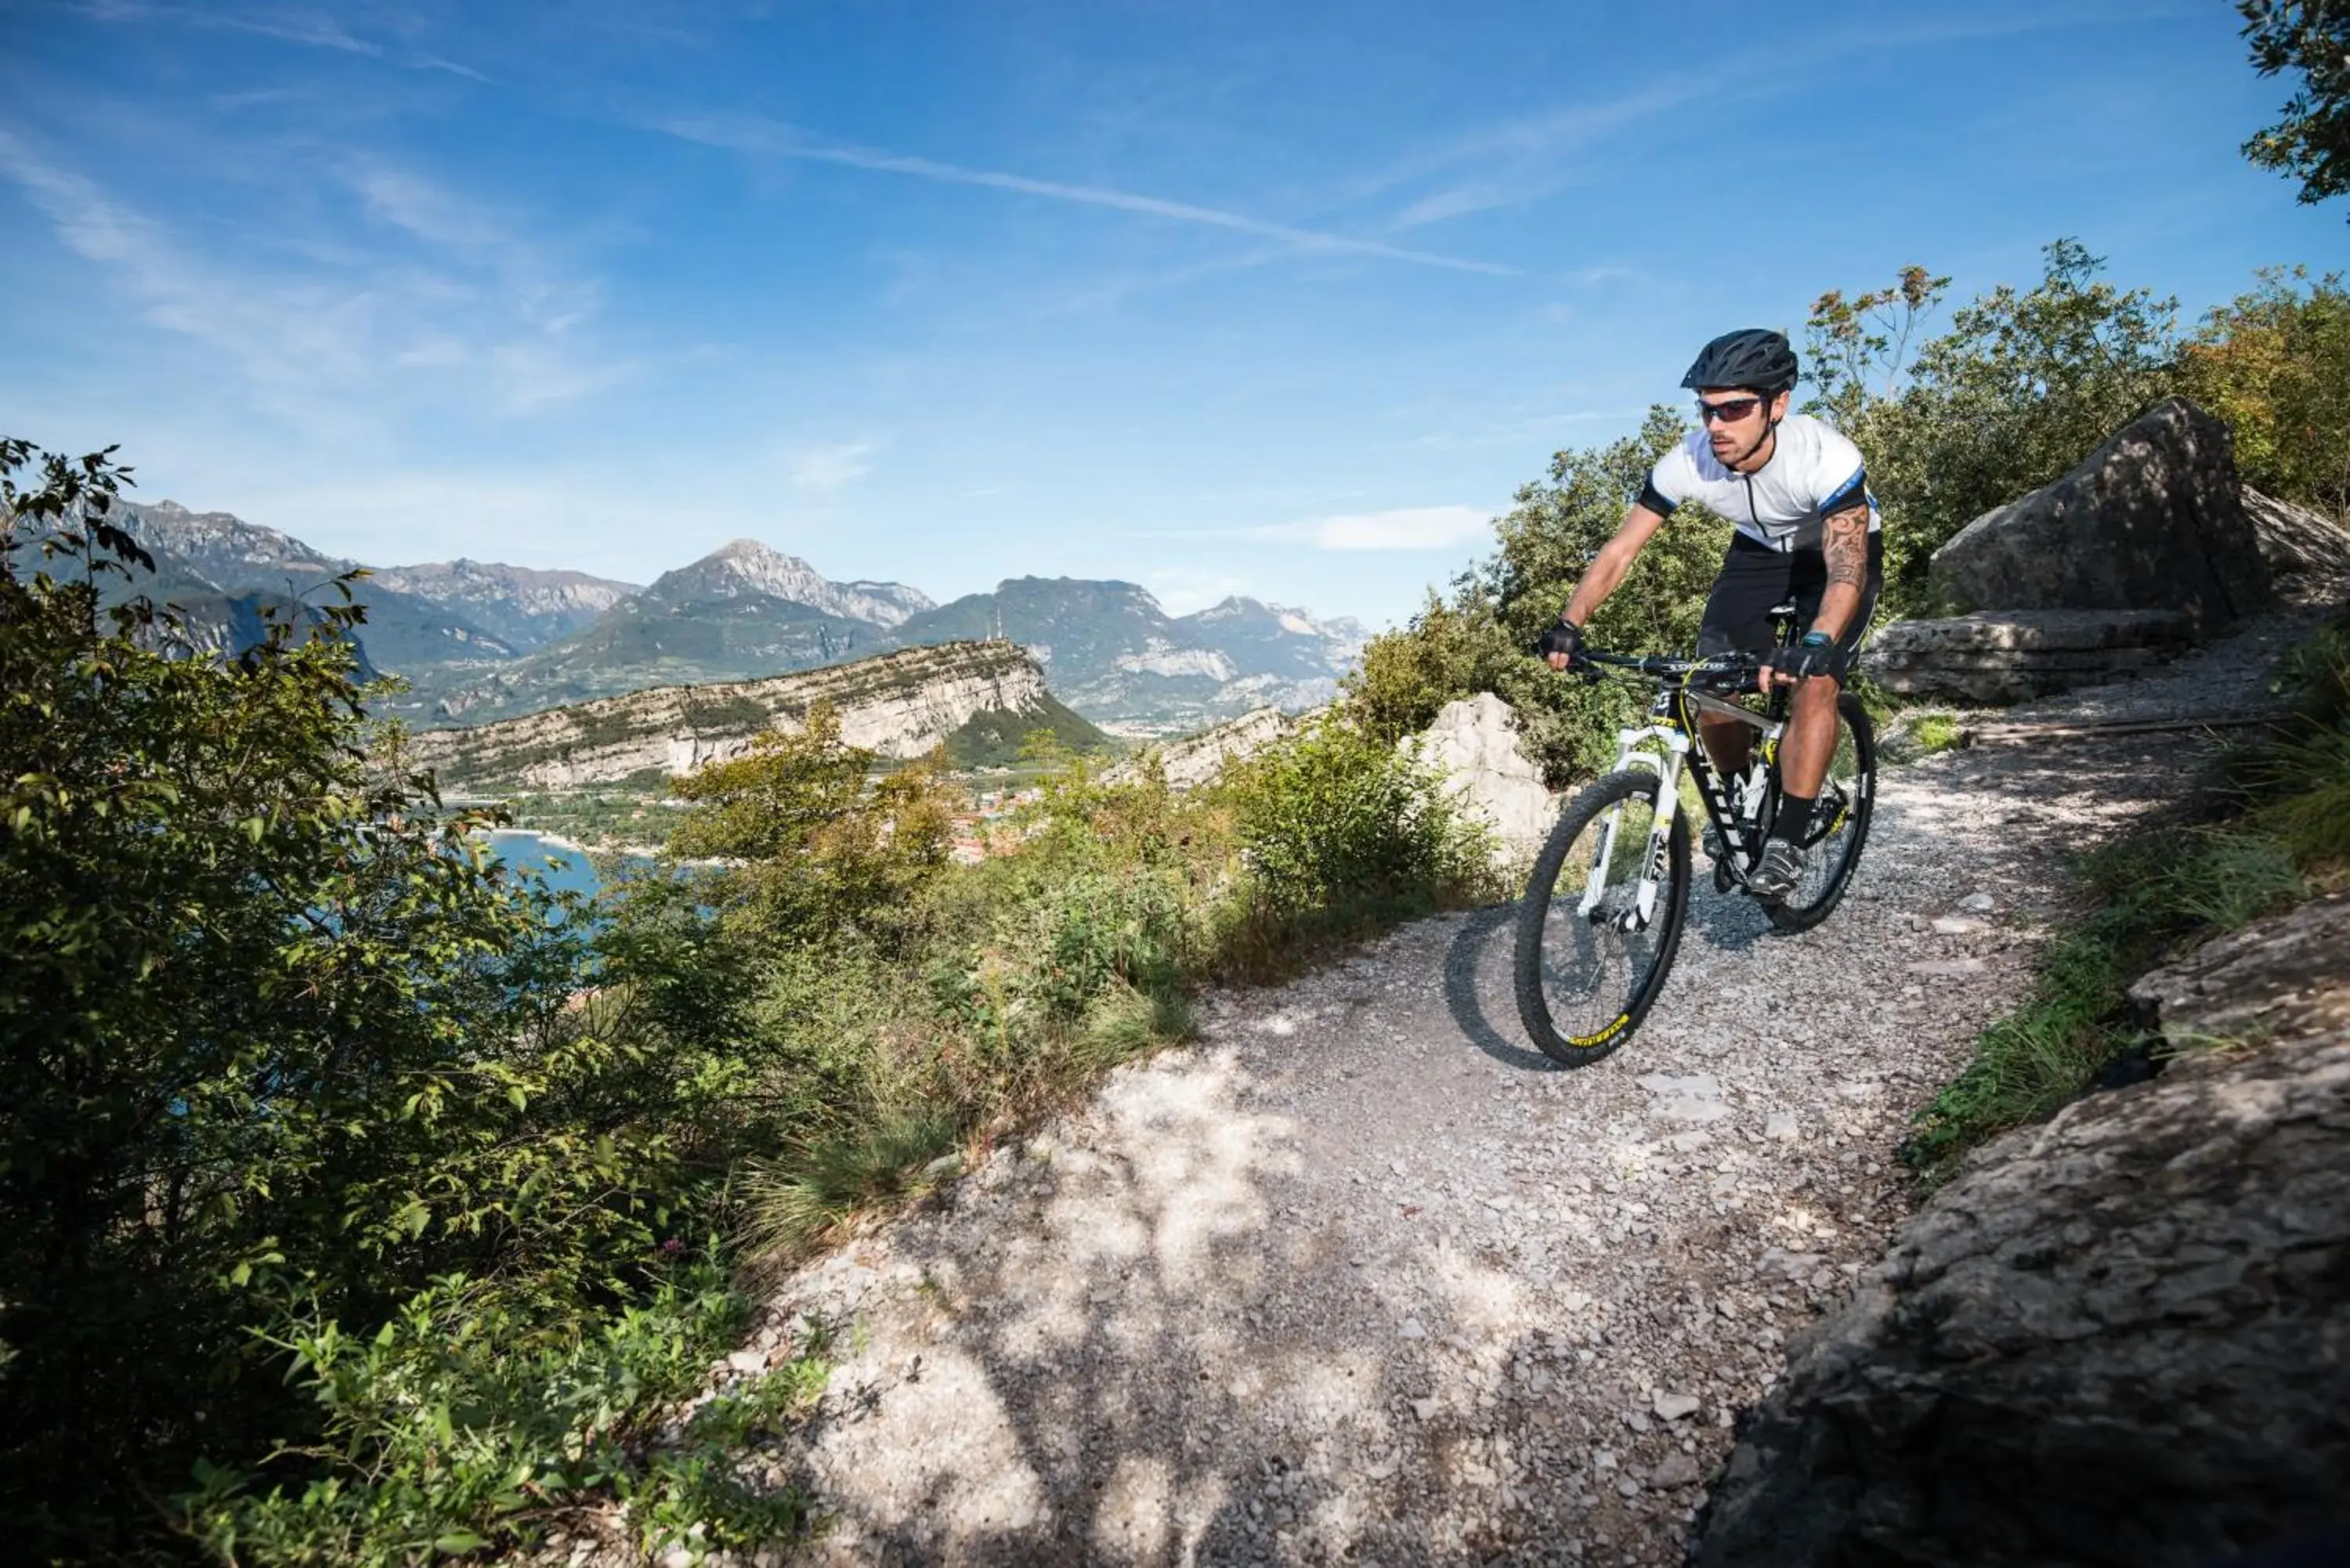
0, 128, 626, 422
790, 442, 877, 493
1311, 505, 1490, 551
1368, 6, 2149, 232
79, 2, 490, 81
653, 113, 1520, 278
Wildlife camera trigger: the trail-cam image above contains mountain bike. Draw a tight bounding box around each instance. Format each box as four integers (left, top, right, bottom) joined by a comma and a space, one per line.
1513, 605, 1876, 1068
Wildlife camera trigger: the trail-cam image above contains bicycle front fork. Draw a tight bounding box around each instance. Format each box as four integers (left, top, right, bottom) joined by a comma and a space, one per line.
1576, 724, 1690, 930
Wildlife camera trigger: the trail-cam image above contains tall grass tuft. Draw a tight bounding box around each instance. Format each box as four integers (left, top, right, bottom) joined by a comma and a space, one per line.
742, 1107, 965, 1259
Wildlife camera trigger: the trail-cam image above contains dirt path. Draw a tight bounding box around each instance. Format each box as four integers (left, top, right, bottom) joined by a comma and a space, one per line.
702, 611, 2328, 1568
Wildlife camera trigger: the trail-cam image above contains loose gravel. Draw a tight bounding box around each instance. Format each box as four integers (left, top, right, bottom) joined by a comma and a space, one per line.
594, 609, 2329, 1568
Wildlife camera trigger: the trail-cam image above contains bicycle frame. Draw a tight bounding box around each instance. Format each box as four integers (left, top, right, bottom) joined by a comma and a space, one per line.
1574, 678, 1784, 927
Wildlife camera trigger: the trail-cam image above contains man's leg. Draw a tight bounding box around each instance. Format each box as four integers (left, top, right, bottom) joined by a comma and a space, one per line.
1776, 674, 1842, 801
1695, 540, 1781, 779
1697, 707, 1753, 777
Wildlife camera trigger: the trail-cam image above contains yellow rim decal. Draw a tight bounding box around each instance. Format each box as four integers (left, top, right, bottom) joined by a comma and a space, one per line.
1568, 1013, 1632, 1050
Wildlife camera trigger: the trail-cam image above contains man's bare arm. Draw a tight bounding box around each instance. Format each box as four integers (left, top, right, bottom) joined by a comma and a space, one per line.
1561, 504, 1666, 630
1810, 502, 1871, 641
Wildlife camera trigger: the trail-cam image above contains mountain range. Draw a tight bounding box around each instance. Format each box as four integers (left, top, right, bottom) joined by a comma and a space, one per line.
105, 503, 1365, 730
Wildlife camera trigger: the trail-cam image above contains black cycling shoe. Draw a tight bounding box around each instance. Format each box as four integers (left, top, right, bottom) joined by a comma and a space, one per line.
1747, 839, 1806, 901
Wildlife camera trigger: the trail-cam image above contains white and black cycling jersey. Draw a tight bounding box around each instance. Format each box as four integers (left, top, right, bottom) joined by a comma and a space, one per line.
1638, 413, 1881, 555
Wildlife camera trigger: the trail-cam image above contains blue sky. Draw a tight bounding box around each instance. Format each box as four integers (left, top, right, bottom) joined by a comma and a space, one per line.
2, 2, 2339, 627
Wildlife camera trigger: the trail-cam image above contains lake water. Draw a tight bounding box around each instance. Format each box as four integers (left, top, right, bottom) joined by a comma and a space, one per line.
486, 829, 623, 901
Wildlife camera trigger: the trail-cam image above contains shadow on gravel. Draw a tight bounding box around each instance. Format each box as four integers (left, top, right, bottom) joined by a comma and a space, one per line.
777, 1056, 1402, 1565
1681, 884, 1773, 954
1441, 903, 1560, 1073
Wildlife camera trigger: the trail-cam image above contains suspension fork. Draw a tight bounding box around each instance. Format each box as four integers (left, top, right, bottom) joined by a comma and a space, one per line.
1575, 724, 1690, 926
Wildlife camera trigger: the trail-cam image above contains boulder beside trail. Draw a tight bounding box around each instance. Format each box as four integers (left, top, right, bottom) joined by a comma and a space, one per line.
1930, 398, 2272, 634
2129, 890, 2350, 1047
1407, 692, 1560, 865
2244, 486, 2350, 585
1692, 1017, 2350, 1568
1862, 608, 2194, 704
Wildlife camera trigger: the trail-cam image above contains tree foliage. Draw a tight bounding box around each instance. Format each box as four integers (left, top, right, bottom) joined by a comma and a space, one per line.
2240, 0, 2350, 213
0, 440, 765, 1561
2178, 266, 2350, 514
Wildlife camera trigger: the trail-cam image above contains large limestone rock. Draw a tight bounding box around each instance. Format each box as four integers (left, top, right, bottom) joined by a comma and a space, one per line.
1930, 398, 2272, 634
1862, 608, 2193, 704
2244, 487, 2350, 583
1694, 1021, 2350, 1567
2129, 891, 2350, 1047
1408, 693, 1560, 864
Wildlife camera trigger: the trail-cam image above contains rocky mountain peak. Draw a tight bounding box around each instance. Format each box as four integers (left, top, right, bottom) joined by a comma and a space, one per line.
660, 539, 932, 628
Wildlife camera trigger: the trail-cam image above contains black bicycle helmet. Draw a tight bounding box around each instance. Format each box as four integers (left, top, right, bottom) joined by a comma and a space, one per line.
1681, 328, 1799, 394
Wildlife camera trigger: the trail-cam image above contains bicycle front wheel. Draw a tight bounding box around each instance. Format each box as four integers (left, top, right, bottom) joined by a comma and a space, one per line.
1766, 693, 1877, 933
1513, 768, 1691, 1068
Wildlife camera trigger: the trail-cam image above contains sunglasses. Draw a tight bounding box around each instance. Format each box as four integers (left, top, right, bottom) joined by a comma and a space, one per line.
1697, 396, 1765, 425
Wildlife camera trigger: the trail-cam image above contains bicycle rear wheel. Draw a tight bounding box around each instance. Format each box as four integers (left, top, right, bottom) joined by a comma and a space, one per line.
1514, 769, 1691, 1068
1766, 694, 1876, 933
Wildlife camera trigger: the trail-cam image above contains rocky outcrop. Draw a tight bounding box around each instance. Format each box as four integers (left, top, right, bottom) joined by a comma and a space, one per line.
1930, 399, 2272, 634
2244, 488, 2350, 583
2130, 891, 2350, 1047
1406, 693, 1560, 863
1694, 1023, 2350, 1566
1104, 706, 1301, 790
1863, 609, 2194, 704
407, 640, 1052, 791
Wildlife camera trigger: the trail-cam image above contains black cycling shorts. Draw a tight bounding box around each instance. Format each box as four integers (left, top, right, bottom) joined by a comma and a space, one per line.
1696, 532, 1885, 678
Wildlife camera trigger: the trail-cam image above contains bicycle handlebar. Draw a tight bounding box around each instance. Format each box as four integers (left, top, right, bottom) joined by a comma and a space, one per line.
1571, 647, 1762, 691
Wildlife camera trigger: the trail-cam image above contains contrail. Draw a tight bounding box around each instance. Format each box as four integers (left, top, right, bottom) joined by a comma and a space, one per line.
657, 115, 1520, 279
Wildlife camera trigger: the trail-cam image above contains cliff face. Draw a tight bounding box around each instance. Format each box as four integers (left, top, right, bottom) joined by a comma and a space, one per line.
406, 639, 1052, 791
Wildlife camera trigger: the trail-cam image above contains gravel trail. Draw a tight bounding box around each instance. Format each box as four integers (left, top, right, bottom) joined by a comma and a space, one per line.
702, 615, 2323, 1568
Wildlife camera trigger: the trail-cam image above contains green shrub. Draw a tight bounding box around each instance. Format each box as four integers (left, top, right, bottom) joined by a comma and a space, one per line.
2178, 266, 2350, 515
186, 1263, 823, 1566
0, 444, 719, 1559
1216, 711, 1497, 962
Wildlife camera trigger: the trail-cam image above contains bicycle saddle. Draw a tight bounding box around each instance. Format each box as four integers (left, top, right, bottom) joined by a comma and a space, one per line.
1767, 599, 1799, 619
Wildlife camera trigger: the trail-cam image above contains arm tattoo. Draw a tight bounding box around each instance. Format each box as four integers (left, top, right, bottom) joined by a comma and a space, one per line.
1821, 504, 1869, 592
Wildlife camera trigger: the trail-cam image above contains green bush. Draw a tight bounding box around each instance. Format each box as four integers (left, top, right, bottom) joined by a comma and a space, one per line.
1218, 711, 1495, 931
186, 1263, 822, 1566
2178, 266, 2350, 515
0, 441, 831, 1563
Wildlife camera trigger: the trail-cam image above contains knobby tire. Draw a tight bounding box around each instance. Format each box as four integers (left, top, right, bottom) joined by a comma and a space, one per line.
1762, 694, 1877, 934
1513, 769, 1691, 1068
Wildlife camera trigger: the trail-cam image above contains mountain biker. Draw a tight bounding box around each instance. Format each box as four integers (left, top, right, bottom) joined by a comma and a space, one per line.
1536, 327, 1882, 900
